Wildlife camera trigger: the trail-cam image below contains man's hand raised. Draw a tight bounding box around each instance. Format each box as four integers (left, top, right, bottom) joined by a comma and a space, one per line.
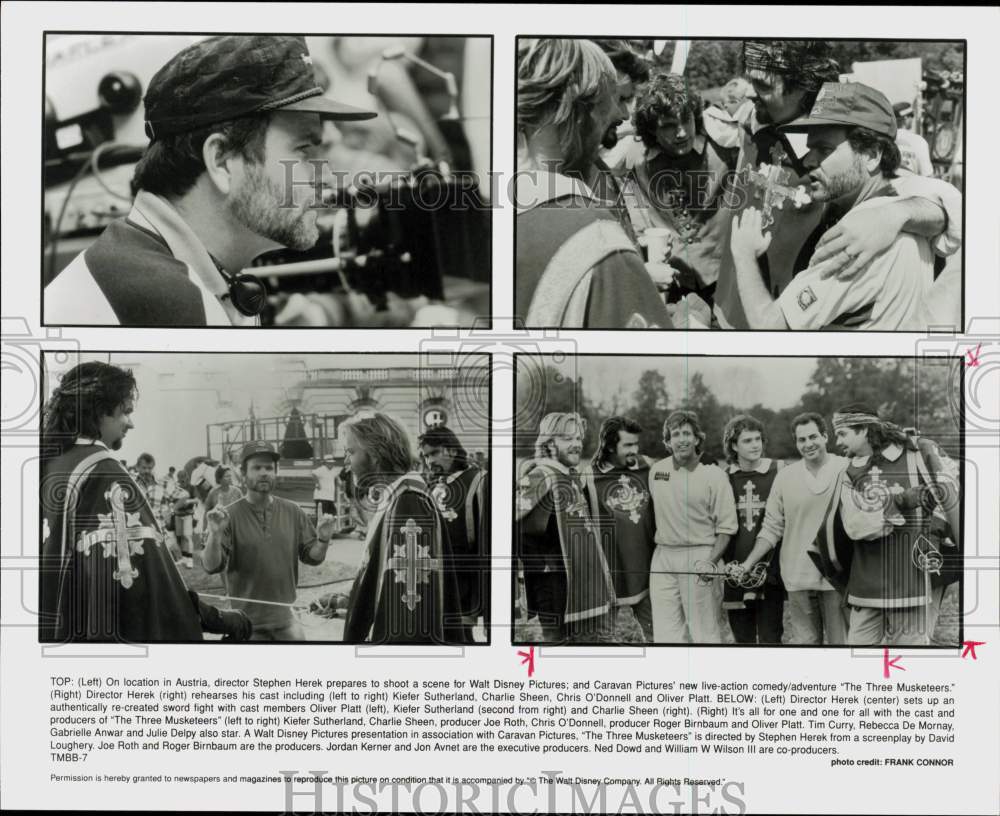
205, 506, 230, 536
316, 513, 337, 542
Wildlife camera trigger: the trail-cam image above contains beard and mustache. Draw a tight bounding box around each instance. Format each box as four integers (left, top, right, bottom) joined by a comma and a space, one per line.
808, 153, 869, 204
227, 163, 321, 251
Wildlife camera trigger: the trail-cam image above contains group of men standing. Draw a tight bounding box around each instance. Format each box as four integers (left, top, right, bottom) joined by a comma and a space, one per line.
516, 38, 962, 331
516, 406, 958, 646
39, 361, 488, 645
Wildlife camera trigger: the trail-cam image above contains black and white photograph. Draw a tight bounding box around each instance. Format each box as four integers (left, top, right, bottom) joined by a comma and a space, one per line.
515, 38, 964, 330
513, 354, 963, 646
39, 352, 491, 644
42, 34, 491, 327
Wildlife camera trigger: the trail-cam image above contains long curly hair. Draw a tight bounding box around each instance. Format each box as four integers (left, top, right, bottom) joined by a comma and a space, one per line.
341, 412, 415, 480
41, 362, 137, 459
590, 416, 642, 469
534, 412, 587, 461
417, 424, 469, 471
517, 38, 617, 169
632, 71, 703, 150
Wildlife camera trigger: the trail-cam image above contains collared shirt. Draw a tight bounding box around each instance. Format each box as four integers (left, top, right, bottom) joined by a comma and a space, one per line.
45, 191, 260, 327
648, 457, 738, 547
778, 197, 934, 331
727, 458, 773, 475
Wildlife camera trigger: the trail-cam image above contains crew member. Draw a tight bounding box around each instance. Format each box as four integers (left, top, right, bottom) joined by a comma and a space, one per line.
202, 441, 337, 641
45, 35, 376, 326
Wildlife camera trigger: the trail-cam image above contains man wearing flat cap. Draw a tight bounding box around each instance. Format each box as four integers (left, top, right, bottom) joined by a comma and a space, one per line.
730, 82, 937, 331
45, 35, 376, 327
201, 441, 338, 640
711, 40, 960, 330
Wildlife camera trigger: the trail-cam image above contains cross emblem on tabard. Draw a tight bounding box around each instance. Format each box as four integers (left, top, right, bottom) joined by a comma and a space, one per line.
737, 481, 766, 532
430, 481, 457, 522
743, 162, 812, 229
606, 474, 648, 524
387, 519, 441, 611
76, 483, 159, 589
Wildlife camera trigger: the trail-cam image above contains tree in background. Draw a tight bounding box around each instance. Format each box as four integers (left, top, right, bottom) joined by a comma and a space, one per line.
645, 39, 963, 95
631, 370, 670, 460
514, 363, 599, 457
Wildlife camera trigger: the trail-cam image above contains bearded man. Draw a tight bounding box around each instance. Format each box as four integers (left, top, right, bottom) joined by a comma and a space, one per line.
515, 39, 673, 329
45, 35, 375, 326
731, 83, 938, 331
584, 417, 656, 641
515, 412, 615, 643
713, 40, 960, 330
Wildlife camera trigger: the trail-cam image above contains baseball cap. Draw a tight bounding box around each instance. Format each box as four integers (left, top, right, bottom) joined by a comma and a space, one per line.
780, 82, 897, 139
893, 101, 914, 118
144, 35, 376, 140
240, 441, 281, 465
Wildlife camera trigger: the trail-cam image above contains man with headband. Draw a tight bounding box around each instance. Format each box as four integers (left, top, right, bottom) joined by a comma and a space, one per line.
40, 361, 252, 642
516, 39, 673, 329
713, 40, 960, 330
584, 416, 656, 642
516, 412, 615, 642
45, 35, 376, 327
813, 405, 959, 645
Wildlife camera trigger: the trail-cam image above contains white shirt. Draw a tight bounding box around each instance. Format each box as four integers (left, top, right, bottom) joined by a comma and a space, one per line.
312, 465, 338, 501
778, 196, 934, 331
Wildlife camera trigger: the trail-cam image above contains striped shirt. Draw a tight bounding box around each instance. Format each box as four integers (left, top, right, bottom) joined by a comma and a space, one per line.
44, 191, 259, 327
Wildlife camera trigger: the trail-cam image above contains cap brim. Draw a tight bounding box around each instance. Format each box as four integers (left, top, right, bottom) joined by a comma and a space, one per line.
779, 113, 858, 132
242, 452, 282, 462
278, 95, 377, 121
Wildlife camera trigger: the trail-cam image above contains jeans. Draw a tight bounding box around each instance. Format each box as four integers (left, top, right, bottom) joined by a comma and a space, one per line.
727, 590, 785, 644
786, 589, 849, 645
615, 595, 655, 642
848, 605, 930, 646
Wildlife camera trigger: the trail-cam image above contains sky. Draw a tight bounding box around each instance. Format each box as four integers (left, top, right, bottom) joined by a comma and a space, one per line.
43, 353, 487, 469
526, 356, 818, 411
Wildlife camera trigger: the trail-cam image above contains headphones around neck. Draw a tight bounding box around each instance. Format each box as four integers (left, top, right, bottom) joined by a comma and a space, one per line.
218, 268, 268, 317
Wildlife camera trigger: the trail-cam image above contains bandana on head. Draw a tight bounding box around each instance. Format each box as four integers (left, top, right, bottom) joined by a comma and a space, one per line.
832, 411, 881, 431
742, 40, 840, 92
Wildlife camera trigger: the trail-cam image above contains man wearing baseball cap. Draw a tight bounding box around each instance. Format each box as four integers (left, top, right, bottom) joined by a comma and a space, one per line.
45, 35, 376, 327
202, 440, 338, 640
729, 81, 938, 331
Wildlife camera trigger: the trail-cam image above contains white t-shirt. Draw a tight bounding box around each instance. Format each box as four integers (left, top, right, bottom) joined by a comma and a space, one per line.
312, 465, 338, 501
778, 197, 934, 331
895, 129, 934, 177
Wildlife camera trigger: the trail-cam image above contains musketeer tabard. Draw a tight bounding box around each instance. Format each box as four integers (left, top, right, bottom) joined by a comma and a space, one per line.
429, 464, 489, 628
40, 442, 204, 642
343, 473, 468, 644
724, 458, 783, 610
516, 458, 615, 626
584, 458, 655, 611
